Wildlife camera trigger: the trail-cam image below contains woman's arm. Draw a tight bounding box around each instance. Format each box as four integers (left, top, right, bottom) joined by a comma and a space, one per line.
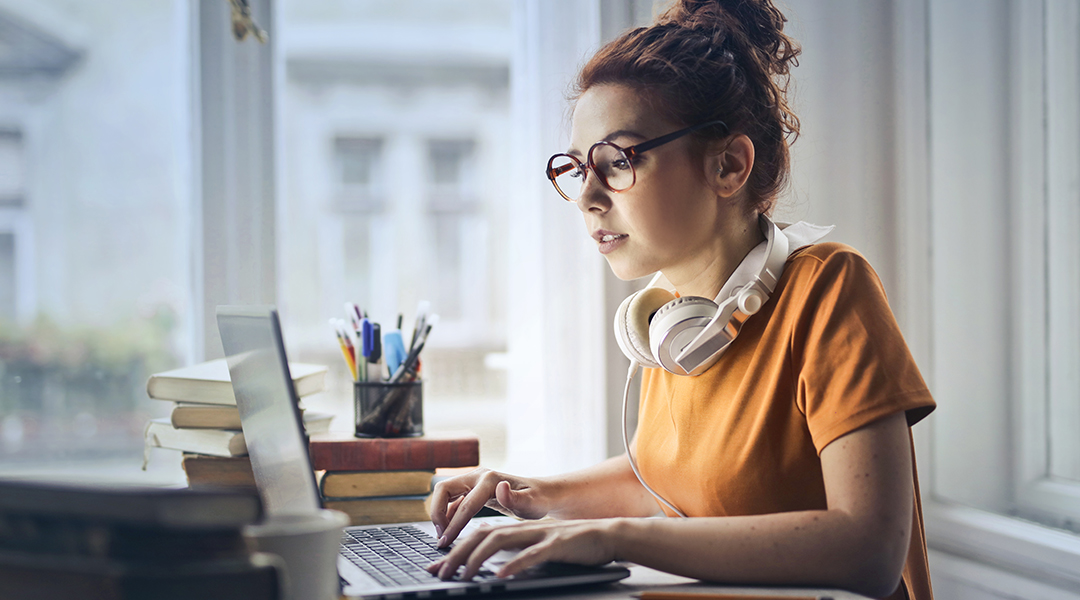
429, 453, 661, 546
430, 412, 914, 600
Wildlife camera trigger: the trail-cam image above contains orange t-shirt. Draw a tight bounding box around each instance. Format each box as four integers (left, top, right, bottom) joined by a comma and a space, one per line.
635, 242, 936, 600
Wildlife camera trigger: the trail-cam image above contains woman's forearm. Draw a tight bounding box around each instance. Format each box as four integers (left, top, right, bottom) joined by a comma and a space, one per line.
538, 454, 661, 520
609, 509, 907, 599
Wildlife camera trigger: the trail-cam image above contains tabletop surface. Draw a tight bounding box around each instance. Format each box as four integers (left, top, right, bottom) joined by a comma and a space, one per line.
450, 564, 872, 600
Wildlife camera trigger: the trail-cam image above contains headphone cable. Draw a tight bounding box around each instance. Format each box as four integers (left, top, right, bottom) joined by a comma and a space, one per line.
622, 360, 687, 518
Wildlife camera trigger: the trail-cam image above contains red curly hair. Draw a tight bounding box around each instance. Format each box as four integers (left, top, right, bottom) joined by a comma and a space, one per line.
573, 0, 801, 214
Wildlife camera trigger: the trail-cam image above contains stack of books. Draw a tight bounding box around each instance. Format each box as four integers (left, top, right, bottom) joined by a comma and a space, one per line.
308, 431, 480, 526
0, 479, 277, 600
143, 358, 330, 489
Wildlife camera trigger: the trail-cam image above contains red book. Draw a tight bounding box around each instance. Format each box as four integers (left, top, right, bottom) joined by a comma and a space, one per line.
307, 430, 479, 472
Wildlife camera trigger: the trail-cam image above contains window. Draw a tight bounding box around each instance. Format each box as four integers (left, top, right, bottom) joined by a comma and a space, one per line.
916, 0, 1080, 592
0, 129, 28, 323
0, 130, 25, 208
426, 138, 481, 323
0, 2, 193, 482
1014, 0, 1080, 528
277, 1, 512, 468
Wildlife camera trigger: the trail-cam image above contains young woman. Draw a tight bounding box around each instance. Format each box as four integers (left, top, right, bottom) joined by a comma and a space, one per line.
426, 1, 935, 598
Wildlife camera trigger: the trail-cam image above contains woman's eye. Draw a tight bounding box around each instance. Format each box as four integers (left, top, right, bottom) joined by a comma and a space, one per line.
611, 158, 631, 171
568, 168, 585, 179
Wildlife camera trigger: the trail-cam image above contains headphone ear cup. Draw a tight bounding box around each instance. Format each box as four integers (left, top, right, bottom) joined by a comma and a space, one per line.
648, 296, 719, 374
614, 287, 676, 369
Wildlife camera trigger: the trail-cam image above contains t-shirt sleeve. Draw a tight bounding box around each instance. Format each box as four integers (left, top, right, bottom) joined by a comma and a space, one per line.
789, 246, 935, 453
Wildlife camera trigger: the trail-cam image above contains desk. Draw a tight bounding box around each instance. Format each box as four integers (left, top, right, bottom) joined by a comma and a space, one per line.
480, 564, 873, 600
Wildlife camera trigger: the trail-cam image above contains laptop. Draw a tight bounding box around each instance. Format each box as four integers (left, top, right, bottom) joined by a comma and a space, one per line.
215, 305, 631, 599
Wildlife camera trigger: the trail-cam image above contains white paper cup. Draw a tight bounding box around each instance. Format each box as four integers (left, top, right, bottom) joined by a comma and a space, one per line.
244, 509, 349, 600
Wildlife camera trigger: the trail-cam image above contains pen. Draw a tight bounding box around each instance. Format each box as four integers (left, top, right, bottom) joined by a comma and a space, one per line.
410, 300, 430, 352
633, 593, 830, 600
391, 323, 431, 383
369, 323, 384, 382
361, 318, 374, 382
345, 302, 362, 332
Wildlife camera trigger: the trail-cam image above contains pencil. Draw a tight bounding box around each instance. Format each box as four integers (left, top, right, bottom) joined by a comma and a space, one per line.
635, 593, 829, 600
333, 328, 357, 381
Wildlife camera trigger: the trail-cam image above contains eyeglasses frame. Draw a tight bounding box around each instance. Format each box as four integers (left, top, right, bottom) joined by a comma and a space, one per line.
545, 119, 728, 202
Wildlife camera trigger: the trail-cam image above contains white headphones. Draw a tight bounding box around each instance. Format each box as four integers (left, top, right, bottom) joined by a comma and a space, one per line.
615, 216, 832, 517
614, 214, 789, 377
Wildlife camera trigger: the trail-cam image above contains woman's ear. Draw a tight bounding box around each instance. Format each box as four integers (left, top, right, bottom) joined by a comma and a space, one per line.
706, 134, 755, 198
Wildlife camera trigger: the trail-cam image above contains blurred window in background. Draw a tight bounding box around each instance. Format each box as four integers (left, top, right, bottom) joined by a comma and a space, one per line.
0, 1, 193, 482
278, 0, 511, 469
330, 136, 387, 319
0, 129, 25, 322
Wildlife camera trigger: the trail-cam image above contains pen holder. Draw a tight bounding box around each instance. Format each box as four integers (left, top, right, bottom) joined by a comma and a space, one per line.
354, 380, 423, 438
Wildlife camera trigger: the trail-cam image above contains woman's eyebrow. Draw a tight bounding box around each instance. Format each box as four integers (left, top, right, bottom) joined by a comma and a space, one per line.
565, 129, 648, 156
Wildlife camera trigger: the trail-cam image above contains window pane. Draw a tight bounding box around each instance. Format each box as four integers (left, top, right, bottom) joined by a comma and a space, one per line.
1045, 0, 1080, 485
278, 1, 511, 468
0, 2, 192, 483
0, 131, 25, 207
0, 232, 14, 320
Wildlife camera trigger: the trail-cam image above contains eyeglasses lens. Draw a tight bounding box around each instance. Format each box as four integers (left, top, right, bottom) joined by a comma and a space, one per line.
591, 143, 634, 193
550, 155, 586, 201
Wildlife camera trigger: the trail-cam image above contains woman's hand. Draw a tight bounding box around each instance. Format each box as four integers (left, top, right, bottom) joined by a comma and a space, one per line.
425, 519, 620, 581
429, 468, 553, 547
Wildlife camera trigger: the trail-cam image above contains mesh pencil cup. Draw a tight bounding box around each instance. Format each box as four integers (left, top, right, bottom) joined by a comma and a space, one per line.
354, 380, 423, 438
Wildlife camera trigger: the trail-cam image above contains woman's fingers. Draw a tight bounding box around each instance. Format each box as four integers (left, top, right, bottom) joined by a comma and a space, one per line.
460, 528, 547, 580
427, 520, 617, 582
440, 483, 499, 547
429, 469, 484, 533
434, 523, 494, 579
494, 541, 552, 578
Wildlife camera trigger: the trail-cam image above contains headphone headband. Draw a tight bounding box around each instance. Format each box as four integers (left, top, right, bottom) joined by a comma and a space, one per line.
672, 214, 788, 373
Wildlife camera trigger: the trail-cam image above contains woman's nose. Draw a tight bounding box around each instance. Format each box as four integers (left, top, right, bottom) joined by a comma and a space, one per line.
575, 171, 611, 214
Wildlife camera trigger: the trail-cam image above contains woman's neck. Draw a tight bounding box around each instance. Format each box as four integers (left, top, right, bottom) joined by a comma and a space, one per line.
664, 215, 765, 300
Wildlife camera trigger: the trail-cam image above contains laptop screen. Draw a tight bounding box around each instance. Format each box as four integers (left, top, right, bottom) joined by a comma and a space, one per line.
216, 305, 322, 516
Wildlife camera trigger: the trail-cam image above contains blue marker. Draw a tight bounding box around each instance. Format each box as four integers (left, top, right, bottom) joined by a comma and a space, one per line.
360, 318, 374, 382
383, 330, 408, 376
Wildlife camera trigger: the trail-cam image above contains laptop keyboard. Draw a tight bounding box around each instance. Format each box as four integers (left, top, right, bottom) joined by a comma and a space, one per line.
341, 524, 498, 588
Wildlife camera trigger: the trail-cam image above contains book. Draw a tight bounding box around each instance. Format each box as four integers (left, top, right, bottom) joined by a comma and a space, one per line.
0, 480, 275, 600
0, 550, 279, 600
322, 495, 431, 526
170, 405, 334, 432
307, 430, 480, 472
183, 455, 257, 490
0, 479, 262, 532
146, 358, 328, 406
145, 419, 247, 457
148, 411, 335, 458
317, 470, 434, 499
171, 403, 242, 429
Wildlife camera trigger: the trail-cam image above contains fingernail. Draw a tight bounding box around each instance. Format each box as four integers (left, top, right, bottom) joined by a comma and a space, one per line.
435, 524, 443, 537
438, 535, 448, 548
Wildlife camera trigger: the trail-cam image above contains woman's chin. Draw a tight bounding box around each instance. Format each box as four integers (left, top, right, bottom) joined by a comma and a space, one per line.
603, 257, 652, 281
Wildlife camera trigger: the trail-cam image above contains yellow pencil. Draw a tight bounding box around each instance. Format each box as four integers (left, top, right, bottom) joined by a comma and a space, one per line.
635, 593, 829, 600
334, 328, 357, 381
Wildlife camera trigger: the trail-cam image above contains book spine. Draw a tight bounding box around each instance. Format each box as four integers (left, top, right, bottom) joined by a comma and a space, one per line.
308, 438, 479, 472
323, 496, 431, 527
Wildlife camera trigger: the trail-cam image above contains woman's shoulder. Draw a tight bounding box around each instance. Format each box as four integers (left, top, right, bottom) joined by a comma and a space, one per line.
781, 241, 884, 296
788, 240, 866, 265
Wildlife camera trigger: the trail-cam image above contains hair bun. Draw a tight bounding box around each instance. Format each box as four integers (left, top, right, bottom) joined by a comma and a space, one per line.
657, 0, 799, 78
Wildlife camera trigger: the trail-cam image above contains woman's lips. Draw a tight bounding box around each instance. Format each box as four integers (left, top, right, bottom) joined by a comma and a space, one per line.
597, 233, 627, 255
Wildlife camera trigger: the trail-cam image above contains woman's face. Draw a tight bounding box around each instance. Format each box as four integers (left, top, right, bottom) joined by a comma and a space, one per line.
568, 84, 733, 283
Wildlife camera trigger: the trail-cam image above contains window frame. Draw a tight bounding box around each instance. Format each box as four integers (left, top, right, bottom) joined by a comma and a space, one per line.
909, 0, 1080, 587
